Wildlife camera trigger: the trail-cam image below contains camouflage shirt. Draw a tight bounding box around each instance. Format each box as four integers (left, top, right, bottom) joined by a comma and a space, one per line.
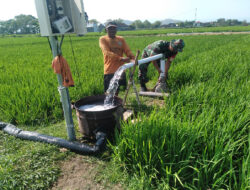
142, 40, 177, 61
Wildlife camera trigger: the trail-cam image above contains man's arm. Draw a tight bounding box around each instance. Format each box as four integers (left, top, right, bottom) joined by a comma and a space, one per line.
152, 61, 161, 74
153, 56, 175, 78
165, 59, 171, 75
122, 38, 135, 61
165, 54, 177, 76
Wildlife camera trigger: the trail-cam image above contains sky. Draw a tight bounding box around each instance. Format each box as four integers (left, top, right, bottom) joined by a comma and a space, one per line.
0, 0, 250, 23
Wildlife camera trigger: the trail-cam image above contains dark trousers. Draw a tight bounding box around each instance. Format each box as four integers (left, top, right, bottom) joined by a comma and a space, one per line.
104, 72, 127, 93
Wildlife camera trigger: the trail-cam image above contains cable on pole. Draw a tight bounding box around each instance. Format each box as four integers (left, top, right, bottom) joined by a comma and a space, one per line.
68, 35, 82, 88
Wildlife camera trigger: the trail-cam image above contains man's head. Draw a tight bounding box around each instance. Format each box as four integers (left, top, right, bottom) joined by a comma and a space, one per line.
105, 21, 117, 38
170, 39, 185, 52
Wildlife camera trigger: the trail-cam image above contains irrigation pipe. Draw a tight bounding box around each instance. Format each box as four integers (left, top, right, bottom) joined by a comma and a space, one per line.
122, 54, 163, 70
0, 122, 107, 155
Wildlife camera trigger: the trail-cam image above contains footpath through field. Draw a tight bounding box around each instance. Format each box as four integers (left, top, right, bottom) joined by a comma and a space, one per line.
124, 31, 250, 37
165, 31, 250, 36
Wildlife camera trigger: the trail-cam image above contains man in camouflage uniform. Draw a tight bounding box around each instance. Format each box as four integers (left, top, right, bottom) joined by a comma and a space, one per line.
139, 39, 185, 92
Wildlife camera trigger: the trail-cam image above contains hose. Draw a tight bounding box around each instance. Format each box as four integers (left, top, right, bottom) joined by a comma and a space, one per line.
0, 122, 107, 155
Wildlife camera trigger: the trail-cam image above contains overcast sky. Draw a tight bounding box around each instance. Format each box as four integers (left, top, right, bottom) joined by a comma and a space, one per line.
0, 0, 249, 23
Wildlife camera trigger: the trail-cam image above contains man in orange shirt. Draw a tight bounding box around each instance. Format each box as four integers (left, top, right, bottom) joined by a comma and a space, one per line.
99, 21, 135, 93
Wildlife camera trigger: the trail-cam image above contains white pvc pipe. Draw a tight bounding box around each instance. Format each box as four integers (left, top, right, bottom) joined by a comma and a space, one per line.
160, 59, 165, 78
122, 54, 164, 70
138, 54, 163, 65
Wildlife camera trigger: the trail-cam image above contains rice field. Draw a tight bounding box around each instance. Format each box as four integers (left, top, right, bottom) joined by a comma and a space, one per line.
87, 25, 250, 36
112, 34, 250, 189
0, 29, 249, 189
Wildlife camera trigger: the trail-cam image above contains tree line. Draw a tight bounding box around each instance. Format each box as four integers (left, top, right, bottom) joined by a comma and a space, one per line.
0, 15, 39, 35
90, 18, 249, 31
114, 18, 248, 29
0, 14, 248, 35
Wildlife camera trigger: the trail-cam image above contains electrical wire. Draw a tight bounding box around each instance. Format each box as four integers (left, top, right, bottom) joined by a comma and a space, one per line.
47, 36, 52, 52
68, 35, 82, 87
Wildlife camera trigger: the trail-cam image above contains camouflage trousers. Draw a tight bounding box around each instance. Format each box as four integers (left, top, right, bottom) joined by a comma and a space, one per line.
138, 50, 160, 84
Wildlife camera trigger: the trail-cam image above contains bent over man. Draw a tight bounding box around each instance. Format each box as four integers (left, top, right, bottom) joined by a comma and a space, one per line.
139, 39, 185, 92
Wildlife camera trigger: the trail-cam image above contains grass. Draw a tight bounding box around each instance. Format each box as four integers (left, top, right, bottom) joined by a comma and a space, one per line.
0, 35, 104, 124
110, 34, 250, 189
0, 122, 72, 189
0, 30, 249, 189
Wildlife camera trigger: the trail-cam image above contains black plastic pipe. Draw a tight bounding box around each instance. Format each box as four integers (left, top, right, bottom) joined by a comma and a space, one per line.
0, 122, 107, 155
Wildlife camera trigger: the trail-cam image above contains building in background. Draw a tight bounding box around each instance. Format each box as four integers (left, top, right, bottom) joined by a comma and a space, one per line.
87, 23, 98, 32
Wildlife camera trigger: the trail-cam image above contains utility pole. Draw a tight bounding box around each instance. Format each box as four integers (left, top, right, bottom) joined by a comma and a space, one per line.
195, 8, 197, 22
34, 0, 87, 141
49, 36, 76, 141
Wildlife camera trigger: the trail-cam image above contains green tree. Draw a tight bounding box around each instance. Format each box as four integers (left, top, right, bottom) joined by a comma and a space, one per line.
0, 14, 39, 34
14, 14, 39, 34
131, 20, 144, 29
152, 21, 161, 28
0, 21, 4, 34
217, 18, 226, 26
113, 18, 125, 26
242, 20, 248, 26
5, 19, 17, 34
143, 20, 151, 29
178, 22, 185, 27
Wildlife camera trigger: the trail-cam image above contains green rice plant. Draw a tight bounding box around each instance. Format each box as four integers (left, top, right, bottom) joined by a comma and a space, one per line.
111, 34, 250, 189
0, 36, 104, 125
0, 33, 248, 125
0, 31, 249, 189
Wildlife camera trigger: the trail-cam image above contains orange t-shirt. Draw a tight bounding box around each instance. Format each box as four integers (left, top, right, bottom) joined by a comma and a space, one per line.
99, 35, 135, 74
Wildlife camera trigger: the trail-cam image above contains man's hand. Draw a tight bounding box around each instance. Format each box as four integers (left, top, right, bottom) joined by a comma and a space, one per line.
120, 57, 131, 63
130, 59, 135, 63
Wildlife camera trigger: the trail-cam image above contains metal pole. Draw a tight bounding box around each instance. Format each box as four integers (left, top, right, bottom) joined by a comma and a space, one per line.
49, 36, 76, 141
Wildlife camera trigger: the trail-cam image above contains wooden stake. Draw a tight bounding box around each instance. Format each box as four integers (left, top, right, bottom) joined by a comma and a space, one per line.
123, 50, 140, 106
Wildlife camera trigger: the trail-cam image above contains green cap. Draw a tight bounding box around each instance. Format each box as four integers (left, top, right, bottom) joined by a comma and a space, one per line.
170, 39, 185, 52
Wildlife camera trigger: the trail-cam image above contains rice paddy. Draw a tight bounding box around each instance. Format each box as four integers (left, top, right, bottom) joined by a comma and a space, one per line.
0, 29, 249, 189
